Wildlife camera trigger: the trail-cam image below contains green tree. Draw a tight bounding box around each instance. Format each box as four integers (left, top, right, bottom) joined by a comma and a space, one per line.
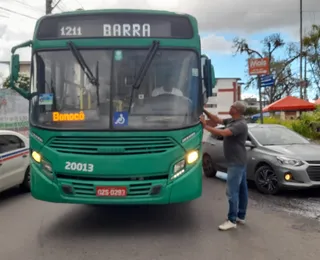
3, 73, 30, 92
0, 72, 4, 87
244, 107, 259, 116
303, 24, 320, 94
233, 33, 301, 103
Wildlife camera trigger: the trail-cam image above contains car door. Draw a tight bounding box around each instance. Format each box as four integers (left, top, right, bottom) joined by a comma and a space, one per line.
0, 134, 29, 192
207, 129, 228, 171
245, 133, 257, 180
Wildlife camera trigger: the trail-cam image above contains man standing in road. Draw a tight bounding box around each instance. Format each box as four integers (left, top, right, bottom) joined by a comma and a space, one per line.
200, 101, 248, 231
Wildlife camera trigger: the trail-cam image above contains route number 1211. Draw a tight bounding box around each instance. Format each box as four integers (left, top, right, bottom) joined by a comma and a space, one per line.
60, 26, 82, 36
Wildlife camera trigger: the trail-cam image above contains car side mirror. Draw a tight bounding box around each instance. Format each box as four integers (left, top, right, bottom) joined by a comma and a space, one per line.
245, 140, 255, 148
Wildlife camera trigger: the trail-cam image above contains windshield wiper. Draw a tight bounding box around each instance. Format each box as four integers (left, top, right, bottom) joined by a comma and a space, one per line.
67, 41, 100, 106
128, 40, 160, 112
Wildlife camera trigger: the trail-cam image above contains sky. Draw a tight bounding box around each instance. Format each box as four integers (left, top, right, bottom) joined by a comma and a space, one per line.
0, 0, 320, 100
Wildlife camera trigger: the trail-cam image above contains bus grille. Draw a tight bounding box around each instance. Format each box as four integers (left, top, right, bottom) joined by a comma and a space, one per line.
48, 136, 177, 155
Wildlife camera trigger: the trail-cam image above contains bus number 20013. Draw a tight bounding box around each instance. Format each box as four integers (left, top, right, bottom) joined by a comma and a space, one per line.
65, 162, 94, 172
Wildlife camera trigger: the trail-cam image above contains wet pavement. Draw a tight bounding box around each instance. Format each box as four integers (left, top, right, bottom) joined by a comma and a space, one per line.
216, 171, 320, 221
1, 175, 320, 260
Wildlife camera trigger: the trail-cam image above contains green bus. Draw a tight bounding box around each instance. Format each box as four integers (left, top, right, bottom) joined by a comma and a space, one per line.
9, 9, 215, 205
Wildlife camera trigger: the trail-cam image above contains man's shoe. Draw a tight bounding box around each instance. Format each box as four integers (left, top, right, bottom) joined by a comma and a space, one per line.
218, 220, 237, 231
237, 218, 246, 224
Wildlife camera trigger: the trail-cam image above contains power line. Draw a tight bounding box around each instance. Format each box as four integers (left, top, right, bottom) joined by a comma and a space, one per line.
56, 0, 69, 12
52, 0, 62, 10
46, 0, 64, 14
0, 6, 37, 19
10, 0, 43, 13
75, 0, 84, 9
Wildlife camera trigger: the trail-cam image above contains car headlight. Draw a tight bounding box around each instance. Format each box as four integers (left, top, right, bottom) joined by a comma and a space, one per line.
276, 156, 304, 166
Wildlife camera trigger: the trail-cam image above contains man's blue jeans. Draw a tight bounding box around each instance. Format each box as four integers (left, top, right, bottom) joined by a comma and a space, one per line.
226, 164, 248, 223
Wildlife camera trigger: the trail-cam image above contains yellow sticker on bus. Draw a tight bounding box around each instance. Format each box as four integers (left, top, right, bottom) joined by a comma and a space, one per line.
52, 111, 85, 122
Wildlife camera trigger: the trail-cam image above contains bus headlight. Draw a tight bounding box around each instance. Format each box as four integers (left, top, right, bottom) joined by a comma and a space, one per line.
174, 159, 185, 173
171, 160, 186, 180
42, 160, 54, 179
32, 151, 41, 163
186, 150, 199, 164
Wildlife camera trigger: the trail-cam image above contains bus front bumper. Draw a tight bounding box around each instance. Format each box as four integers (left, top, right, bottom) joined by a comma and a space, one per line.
30, 161, 203, 205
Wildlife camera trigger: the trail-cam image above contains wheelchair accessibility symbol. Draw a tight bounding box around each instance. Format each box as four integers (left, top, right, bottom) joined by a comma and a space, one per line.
113, 111, 128, 126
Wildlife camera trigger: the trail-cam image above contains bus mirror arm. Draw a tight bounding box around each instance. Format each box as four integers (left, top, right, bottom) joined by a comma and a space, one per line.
10, 40, 33, 100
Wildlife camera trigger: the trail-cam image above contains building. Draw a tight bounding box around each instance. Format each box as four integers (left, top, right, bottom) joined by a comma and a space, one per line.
17, 61, 31, 76
204, 78, 242, 118
0, 61, 31, 77
242, 97, 260, 110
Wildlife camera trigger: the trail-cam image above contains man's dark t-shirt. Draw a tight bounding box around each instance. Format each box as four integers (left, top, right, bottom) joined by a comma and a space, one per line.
222, 117, 248, 165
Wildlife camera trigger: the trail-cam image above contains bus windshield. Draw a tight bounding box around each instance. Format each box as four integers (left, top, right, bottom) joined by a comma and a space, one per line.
30, 49, 200, 130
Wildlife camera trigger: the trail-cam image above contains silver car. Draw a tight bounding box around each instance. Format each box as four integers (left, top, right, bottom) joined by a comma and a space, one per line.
202, 123, 320, 195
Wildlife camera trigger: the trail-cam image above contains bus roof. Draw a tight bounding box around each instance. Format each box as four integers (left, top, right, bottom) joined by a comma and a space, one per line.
37, 9, 197, 22
33, 9, 199, 41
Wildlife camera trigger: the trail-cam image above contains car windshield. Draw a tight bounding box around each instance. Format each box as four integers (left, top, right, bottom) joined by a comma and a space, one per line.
250, 126, 310, 145
29, 49, 200, 130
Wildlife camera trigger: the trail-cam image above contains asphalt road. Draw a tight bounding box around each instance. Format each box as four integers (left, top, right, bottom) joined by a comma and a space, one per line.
1, 176, 320, 260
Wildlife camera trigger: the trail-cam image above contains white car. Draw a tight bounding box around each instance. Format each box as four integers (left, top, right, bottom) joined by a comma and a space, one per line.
0, 130, 30, 193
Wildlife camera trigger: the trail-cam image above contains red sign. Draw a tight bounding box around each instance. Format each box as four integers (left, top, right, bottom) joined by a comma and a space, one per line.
248, 58, 269, 75
96, 186, 127, 197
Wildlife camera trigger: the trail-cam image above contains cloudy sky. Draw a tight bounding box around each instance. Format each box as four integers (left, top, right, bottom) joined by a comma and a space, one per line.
0, 0, 319, 98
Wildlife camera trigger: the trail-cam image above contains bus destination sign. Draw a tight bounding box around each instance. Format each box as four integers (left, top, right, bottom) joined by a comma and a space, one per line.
36, 13, 193, 39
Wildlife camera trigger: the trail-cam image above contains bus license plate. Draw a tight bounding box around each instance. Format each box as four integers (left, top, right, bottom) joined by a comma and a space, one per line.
96, 186, 127, 197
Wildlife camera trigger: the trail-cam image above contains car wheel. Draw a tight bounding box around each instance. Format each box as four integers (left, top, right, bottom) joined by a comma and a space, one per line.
202, 154, 217, 178
254, 165, 280, 195
20, 166, 31, 192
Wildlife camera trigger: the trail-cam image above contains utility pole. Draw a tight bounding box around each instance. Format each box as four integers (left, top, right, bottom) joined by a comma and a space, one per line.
258, 76, 263, 124
46, 0, 62, 14
303, 55, 308, 100
46, 0, 52, 14
299, 0, 303, 99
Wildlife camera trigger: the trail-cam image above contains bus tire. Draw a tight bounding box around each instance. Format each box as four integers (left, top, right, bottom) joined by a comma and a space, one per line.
20, 166, 31, 192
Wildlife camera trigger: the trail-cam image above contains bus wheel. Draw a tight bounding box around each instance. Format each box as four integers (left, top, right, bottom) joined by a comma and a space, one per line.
203, 154, 217, 178
20, 166, 31, 192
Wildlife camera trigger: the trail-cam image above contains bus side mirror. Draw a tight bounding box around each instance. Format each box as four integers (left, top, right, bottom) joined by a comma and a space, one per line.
9, 40, 33, 100
204, 59, 213, 97
10, 54, 20, 83
211, 64, 216, 88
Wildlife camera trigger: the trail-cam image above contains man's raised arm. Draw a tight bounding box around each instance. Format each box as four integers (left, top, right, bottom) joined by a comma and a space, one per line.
203, 109, 224, 125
